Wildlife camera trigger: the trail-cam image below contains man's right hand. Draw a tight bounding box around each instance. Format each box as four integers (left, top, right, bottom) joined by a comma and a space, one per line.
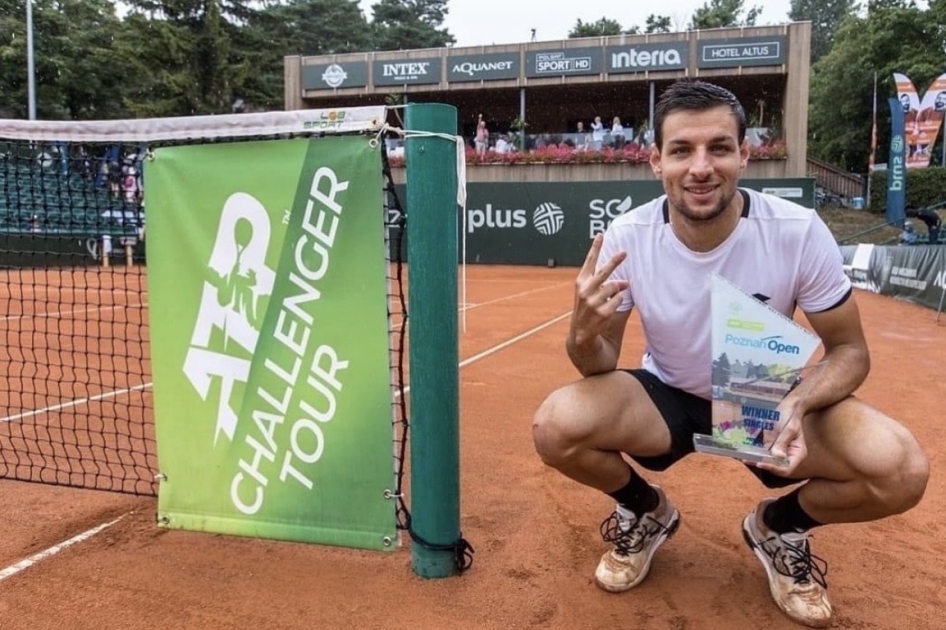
569, 234, 629, 349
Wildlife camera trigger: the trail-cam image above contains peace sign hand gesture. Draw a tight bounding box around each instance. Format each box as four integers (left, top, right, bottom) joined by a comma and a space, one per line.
570, 234, 629, 348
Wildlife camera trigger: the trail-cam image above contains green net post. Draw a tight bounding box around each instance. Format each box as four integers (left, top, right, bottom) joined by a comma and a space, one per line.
404, 103, 460, 579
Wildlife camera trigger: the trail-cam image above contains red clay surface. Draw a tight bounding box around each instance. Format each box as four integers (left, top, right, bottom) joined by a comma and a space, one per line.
1, 264, 944, 630
0, 267, 155, 495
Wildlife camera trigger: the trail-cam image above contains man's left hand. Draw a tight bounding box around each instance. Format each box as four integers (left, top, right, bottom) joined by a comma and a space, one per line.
757, 401, 807, 477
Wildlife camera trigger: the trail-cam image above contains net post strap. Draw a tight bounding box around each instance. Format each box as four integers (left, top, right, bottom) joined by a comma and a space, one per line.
402, 511, 475, 574
381, 124, 468, 333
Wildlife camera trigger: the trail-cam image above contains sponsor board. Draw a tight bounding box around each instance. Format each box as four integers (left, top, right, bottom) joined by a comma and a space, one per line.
302, 62, 368, 90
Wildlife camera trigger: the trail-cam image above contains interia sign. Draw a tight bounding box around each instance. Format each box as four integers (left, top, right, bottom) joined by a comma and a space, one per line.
606, 43, 688, 73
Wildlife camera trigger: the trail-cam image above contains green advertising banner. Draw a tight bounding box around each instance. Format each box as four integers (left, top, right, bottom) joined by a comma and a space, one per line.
390, 178, 816, 266
146, 136, 396, 550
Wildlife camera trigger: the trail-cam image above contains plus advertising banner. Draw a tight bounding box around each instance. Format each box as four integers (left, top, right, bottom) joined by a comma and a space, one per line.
388, 179, 816, 266
145, 136, 396, 550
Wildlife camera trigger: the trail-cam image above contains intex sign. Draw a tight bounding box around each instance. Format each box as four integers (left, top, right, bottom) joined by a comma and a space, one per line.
607, 43, 688, 73
372, 58, 442, 86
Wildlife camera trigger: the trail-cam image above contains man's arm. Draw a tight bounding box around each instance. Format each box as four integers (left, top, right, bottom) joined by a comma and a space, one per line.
783, 294, 870, 418
566, 233, 631, 377
567, 308, 632, 377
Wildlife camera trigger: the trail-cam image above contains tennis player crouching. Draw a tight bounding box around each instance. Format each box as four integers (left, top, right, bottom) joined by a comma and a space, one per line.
532, 79, 928, 628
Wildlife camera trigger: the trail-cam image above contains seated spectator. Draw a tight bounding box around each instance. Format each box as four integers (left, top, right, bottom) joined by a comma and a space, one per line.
899, 220, 919, 245
575, 121, 590, 150
495, 134, 512, 154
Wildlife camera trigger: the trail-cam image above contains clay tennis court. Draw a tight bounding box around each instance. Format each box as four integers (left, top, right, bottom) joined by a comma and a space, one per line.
0, 263, 943, 630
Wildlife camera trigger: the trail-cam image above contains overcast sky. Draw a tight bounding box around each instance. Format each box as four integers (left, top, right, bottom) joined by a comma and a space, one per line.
359, 0, 795, 47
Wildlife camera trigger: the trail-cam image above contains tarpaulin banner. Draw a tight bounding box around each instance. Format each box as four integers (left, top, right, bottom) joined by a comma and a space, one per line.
146, 136, 396, 550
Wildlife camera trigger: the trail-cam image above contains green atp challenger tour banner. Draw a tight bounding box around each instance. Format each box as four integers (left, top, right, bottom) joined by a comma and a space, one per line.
146, 136, 396, 550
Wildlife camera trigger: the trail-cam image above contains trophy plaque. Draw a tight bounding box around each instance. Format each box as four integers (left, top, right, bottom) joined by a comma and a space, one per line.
694, 274, 826, 467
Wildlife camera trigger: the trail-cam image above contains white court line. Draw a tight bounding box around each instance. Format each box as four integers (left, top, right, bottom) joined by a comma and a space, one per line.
0, 302, 146, 323
396, 309, 571, 396
392, 282, 568, 331
0, 515, 126, 583
0, 382, 153, 424
458, 310, 571, 367
0, 310, 571, 580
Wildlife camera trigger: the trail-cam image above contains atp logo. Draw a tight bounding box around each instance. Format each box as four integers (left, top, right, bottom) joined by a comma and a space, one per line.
181, 193, 277, 445
533, 202, 565, 235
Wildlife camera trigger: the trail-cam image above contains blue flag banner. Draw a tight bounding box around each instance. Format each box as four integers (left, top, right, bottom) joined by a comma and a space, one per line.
886, 96, 907, 227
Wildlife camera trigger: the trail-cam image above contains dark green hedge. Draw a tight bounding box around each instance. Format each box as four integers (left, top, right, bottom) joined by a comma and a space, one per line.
869, 166, 946, 214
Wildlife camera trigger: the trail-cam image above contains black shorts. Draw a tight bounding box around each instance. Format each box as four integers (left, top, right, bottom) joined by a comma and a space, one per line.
624, 369, 804, 489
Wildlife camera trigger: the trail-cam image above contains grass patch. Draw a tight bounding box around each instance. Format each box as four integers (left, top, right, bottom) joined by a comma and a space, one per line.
819, 208, 902, 245
820, 206, 946, 245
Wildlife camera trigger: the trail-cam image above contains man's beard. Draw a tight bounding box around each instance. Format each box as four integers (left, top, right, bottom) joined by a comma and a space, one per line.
671, 189, 735, 223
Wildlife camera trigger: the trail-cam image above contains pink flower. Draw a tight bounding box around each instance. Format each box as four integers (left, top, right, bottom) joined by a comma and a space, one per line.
389, 139, 786, 167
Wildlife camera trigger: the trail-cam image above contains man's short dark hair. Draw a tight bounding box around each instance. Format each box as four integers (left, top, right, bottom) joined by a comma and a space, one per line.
653, 80, 746, 149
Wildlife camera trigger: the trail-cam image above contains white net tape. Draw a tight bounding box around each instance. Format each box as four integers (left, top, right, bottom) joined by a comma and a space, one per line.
0, 106, 387, 142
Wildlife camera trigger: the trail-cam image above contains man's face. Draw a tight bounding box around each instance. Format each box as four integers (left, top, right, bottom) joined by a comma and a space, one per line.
935, 92, 946, 111
901, 94, 912, 113
650, 105, 749, 223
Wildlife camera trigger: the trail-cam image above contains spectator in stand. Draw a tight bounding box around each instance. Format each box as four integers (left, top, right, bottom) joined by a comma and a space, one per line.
108, 160, 122, 198
495, 134, 512, 154
591, 116, 606, 151
123, 166, 140, 204
611, 117, 626, 150
475, 114, 489, 158
575, 121, 590, 151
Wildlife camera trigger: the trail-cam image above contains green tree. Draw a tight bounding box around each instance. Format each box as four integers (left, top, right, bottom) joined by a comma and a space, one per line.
118, 11, 200, 117
568, 17, 626, 37
789, 0, 860, 63
267, 0, 372, 56
370, 0, 455, 51
0, 0, 135, 120
808, 0, 945, 171
689, 0, 762, 29
122, 0, 266, 115
645, 14, 673, 33
712, 353, 732, 387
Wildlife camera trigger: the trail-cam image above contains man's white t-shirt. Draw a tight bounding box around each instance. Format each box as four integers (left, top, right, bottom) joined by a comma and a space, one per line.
598, 188, 852, 400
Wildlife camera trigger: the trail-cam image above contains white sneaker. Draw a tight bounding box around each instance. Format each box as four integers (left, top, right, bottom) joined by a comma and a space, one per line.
594, 485, 680, 592
742, 499, 832, 628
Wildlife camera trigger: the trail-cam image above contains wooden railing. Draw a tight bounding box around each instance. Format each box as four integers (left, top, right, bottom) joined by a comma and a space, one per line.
806, 156, 866, 202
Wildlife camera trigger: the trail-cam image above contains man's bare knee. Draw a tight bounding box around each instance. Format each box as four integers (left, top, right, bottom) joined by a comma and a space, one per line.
882, 437, 929, 514
862, 431, 930, 516
532, 386, 591, 468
